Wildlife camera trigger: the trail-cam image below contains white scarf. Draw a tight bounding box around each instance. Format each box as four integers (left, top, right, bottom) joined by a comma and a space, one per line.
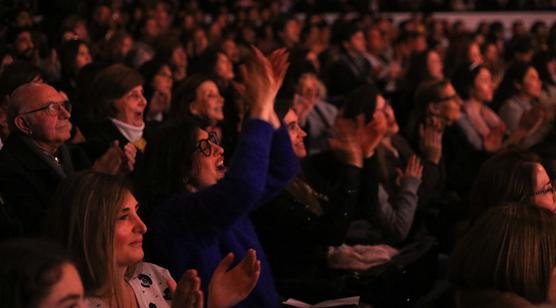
110, 118, 144, 142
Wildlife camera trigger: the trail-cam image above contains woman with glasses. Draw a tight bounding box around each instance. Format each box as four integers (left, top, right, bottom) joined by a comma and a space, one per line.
470, 149, 556, 223
136, 48, 296, 307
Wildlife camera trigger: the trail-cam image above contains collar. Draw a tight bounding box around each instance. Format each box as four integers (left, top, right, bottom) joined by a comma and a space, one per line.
110, 118, 145, 142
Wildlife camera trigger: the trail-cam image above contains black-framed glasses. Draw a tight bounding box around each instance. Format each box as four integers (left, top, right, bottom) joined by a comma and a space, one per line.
195, 131, 220, 157
18, 101, 72, 116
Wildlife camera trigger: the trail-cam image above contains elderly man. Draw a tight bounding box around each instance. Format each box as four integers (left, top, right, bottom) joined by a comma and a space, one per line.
0, 82, 135, 236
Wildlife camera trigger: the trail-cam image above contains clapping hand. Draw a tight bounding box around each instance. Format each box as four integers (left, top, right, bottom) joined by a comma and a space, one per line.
208, 249, 261, 308
169, 269, 204, 308
419, 116, 444, 165
396, 155, 423, 186
92, 141, 137, 175
237, 47, 289, 128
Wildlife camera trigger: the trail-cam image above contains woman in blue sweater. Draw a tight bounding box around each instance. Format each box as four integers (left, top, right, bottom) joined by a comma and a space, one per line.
137, 47, 298, 307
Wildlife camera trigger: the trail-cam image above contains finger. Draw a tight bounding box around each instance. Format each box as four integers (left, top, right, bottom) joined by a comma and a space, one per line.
195, 290, 204, 308
239, 249, 258, 275
167, 277, 177, 295
214, 252, 234, 275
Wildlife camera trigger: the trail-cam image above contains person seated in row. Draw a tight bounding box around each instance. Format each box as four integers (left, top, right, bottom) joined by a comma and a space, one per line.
136, 47, 297, 307
45, 171, 259, 308
0, 82, 134, 236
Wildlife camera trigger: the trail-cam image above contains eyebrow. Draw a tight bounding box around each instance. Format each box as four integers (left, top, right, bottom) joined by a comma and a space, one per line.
57, 294, 82, 304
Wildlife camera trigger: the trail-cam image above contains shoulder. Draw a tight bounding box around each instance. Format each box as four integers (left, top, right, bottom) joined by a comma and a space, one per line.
128, 262, 173, 307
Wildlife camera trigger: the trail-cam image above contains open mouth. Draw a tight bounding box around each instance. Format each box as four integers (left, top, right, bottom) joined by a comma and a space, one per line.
216, 158, 227, 173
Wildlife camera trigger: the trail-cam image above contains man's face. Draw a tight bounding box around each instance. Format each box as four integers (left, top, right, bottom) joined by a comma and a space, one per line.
14, 84, 72, 147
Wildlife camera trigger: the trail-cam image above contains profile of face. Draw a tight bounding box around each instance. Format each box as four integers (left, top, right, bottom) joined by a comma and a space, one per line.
472, 68, 494, 103
532, 163, 556, 213
38, 263, 85, 308
215, 52, 234, 81
429, 83, 462, 124
427, 50, 444, 80
468, 42, 483, 65
189, 81, 224, 123
518, 67, 542, 100
75, 44, 92, 70
190, 129, 226, 190
14, 83, 72, 147
114, 192, 147, 268
283, 19, 301, 44
284, 109, 307, 158
222, 39, 240, 63
113, 85, 147, 127
375, 95, 399, 135
367, 28, 385, 53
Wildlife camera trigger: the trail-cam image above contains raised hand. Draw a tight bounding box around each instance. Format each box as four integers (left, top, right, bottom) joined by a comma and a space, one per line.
395, 155, 423, 186
169, 269, 204, 308
419, 116, 444, 165
121, 142, 137, 173
483, 125, 504, 152
238, 47, 289, 128
208, 249, 261, 308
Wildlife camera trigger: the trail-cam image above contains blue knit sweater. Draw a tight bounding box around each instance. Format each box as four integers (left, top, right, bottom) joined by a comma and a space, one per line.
147, 119, 298, 307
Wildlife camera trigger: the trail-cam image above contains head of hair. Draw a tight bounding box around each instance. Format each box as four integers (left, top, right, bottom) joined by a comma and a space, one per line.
135, 117, 199, 209
405, 49, 440, 88
139, 58, 170, 102
59, 39, 88, 78
444, 33, 475, 78
342, 83, 379, 123
86, 63, 143, 122
449, 204, 556, 304
492, 61, 533, 111
469, 149, 541, 222
46, 171, 132, 297
0, 238, 72, 308
406, 79, 451, 138
452, 63, 488, 100
169, 74, 214, 123
532, 50, 556, 86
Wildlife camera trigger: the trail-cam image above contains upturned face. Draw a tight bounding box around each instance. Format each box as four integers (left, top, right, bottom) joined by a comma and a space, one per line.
189, 81, 224, 123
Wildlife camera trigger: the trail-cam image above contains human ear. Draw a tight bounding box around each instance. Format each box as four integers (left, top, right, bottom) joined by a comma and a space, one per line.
14, 116, 32, 135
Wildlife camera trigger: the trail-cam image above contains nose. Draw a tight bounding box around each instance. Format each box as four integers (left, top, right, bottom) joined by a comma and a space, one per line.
59, 105, 71, 119
133, 214, 147, 234
213, 142, 224, 156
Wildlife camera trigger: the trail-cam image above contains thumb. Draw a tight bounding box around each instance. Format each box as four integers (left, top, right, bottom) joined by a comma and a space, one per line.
214, 252, 234, 275
167, 277, 177, 295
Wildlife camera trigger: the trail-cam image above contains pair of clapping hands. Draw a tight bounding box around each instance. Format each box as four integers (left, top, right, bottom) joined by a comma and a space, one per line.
169, 250, 260, 308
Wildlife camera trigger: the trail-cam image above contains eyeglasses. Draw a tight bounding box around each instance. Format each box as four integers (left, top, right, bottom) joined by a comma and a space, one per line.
18, 101, 72, 116
195, 131, 220, 157
532, 183, 556, 196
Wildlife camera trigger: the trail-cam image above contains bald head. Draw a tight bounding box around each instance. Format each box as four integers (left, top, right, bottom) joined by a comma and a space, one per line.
6, 82, 65, 130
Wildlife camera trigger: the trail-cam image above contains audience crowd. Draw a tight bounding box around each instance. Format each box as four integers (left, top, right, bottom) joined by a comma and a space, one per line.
1, 0, 556, 307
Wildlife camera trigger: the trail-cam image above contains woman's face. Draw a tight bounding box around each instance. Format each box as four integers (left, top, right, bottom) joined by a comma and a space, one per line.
152, 65, 173, 93
532, 163, 556, 213
375, 95, 399, 135
189, 81, 224, 123
37, 263, 84, 308
113, 85, 147, 127
284, 109, 307, 158
215, 53, 234, 81
114, 192, 147, 268
75, 44, 92, 70
171, 46, 187, 68
427, 51, 444, 80
430, 83, 462, 124
190, 129, 226, 190
519, 67, 542, 99
297, 76, 319, 104
472, 68, 494, 103
468, 42, 483, 64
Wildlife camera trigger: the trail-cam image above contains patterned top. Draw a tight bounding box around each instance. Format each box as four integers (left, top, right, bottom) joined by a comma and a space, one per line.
85, 262, 173, 308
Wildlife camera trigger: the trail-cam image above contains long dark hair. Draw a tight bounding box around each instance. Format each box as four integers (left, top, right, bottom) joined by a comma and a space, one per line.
135, 116, 199, 212
469, 149, 540, 222
492, 61, 533, 111
0, 238, 73, 308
